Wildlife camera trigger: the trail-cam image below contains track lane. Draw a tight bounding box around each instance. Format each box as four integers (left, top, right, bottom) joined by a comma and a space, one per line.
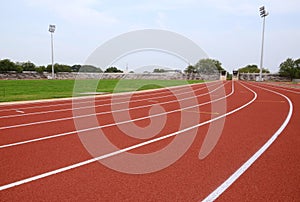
260, 82, 300, 92
0, 81, 295, 201
213, 81, 299, 201
0, 81, 221, 116
0, 81, 247, 191
0, 81, 233, 185
0, 83, 228, 146
203, 81, 293, 201
252, 81, 300, 94
0, 82, 223, 127
0, 82, 231, 185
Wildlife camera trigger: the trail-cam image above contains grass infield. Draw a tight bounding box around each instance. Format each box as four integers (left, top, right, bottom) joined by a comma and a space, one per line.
0, 79, 204, 102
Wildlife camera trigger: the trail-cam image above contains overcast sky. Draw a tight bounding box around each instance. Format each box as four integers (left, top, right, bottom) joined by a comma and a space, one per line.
0, 0, 299, 73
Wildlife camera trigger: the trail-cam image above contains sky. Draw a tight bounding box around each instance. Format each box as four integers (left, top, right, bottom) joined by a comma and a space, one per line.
0, 0, 299, 73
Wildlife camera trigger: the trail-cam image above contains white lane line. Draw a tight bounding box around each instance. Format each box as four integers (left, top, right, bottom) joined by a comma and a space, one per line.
201, 81, 293, 202
148, 100, 159, 103
0, 82, 233, 148
15, 110, 24, 114
0, 82, 227, 130
0, 81, 218, 113
0, 85, 178, 112
0, 82, 222, 119
0, 81, 257, 191
253, 82, 300, 94
267, 84, 300, 90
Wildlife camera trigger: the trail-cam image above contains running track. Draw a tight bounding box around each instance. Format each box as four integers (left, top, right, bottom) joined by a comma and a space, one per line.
0, 81, 299, 201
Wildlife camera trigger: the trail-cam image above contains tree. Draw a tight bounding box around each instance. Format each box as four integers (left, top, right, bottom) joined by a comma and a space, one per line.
15, 66, 23, 73
71, 65, 81, 72
80, 65, 102, 72
296, 58, 300, 78
238, 64, 269, 73
46, 64, 57, 73
194, 58, 224, 74
0, 59, 17, 72
58, 64, 71, 72
104, 67, 123, 73
70, 64, 103, 72
46, 64, 71, 73
35, 66, 45, 73
184, 65, 196, 74
210, 59, 224, 72
295, 58, 300, 70
279, 58, 300, 81
153, 68, 166, 73
21, 61, 36, 71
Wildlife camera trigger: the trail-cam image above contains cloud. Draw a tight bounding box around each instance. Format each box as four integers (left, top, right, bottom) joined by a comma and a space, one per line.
24, 0, 118, 25
156, 12, 167, 29
105, 0, 198, 13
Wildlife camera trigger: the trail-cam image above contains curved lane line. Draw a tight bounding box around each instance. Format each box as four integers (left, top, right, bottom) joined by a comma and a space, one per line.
0, 81, 257, 191
201, 81, 293, 202
0, 81, 221, 114
0, 83, 191, 112
0, 82, 232, 148
0, 81, 219, 112
0, 82, 222, 119
0, 82, 226, 130
255, 82, 300, 94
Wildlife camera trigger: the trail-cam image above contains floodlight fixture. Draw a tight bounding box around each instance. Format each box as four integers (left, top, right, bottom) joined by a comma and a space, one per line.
259, 6, 269, 18
49, 24, 56, 33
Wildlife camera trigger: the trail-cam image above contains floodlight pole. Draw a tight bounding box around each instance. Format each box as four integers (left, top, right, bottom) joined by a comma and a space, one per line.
259, 6, 268, 82
49, 25, 56, 79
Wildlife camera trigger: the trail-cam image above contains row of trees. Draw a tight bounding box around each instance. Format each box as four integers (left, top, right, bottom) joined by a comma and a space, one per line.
279, 58, 300, 80
153, 68, 167, 73
237, 64, 269, 73
184, 59, 225, 74
237, 58, 300, 81
0, 58, 228, 75
0, 59, 124, 73
1, 58, 299, 80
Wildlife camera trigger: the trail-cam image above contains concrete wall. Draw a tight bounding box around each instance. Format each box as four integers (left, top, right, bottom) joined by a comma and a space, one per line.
239, 73, 290, 82
0, 72, 184, 80
1, 71, 291, 81
292, 79, 300, 83
0, 72, 219, 80
0, 72, 47, 80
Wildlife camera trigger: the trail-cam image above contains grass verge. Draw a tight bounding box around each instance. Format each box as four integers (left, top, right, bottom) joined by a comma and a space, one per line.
0, 79, 204, 102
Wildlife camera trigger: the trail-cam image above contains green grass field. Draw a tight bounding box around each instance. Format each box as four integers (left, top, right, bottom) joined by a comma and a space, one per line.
0, 79, 204, 102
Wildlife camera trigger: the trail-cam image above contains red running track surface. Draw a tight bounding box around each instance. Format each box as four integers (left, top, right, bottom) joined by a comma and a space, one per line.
0, 81, 299, 201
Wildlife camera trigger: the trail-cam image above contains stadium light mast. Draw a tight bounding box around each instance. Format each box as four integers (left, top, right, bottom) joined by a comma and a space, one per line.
259, 6, 268, 82
48, 24, 56, 79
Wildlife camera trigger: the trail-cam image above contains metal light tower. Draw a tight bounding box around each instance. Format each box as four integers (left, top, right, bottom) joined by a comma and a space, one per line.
259, 6, 268, 82
48, 24, 56, 79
